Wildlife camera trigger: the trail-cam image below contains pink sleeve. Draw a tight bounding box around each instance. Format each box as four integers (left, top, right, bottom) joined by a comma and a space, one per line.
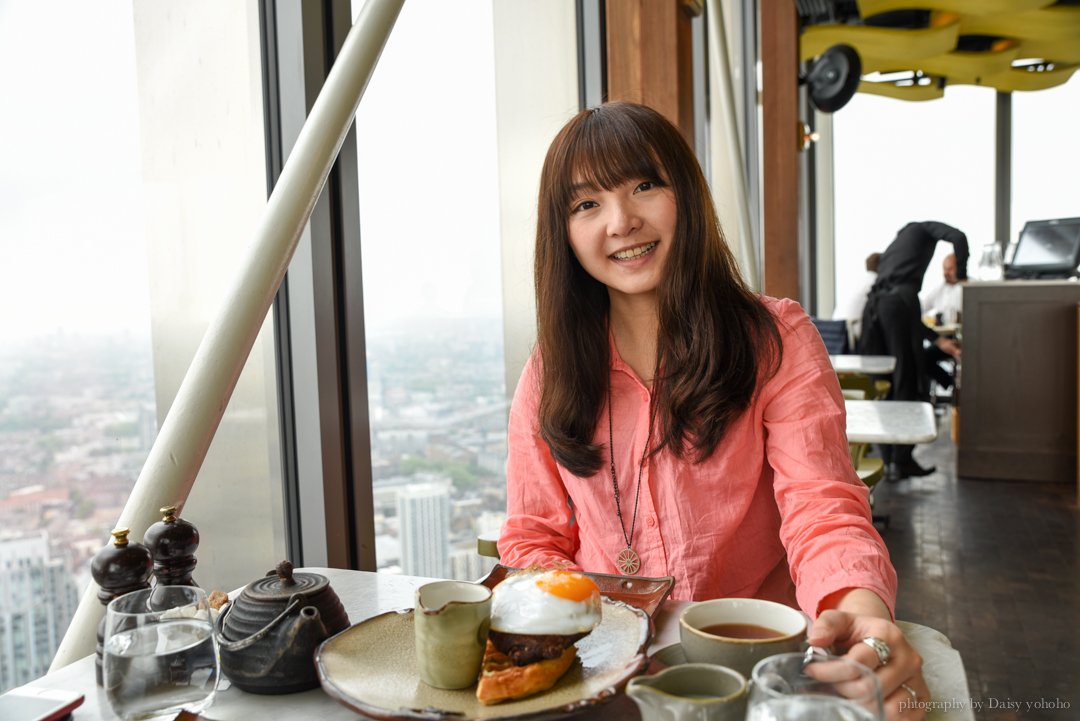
498, 353, 581, 569
762, 300, 898, 618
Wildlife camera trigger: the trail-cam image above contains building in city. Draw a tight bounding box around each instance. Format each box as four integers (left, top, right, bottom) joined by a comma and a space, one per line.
0, 532, 79, 692
396, 478, 451, 579
449, 548, 495, 583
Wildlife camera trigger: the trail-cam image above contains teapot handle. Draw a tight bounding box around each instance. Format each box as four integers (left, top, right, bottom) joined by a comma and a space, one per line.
216, 594, 303, 652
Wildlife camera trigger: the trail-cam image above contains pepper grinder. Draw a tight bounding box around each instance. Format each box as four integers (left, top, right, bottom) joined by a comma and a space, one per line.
144, 504, 200, 587
90, 527, 153, 685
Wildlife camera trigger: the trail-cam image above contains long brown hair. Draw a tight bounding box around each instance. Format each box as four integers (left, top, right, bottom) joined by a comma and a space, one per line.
534, 102, 782, 477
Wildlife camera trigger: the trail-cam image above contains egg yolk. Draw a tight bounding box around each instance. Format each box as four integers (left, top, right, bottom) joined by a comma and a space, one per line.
535, 571, 598, 602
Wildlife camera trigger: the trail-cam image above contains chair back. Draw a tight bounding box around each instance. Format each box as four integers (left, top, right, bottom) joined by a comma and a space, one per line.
810, 318, 850, 354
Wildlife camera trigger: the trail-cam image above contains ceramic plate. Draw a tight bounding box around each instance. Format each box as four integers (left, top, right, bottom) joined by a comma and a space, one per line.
479, 565, 675, 619
316, 598, 651, 720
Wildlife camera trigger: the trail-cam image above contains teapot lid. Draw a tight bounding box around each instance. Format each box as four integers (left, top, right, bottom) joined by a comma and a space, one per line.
244, 560, 330, 603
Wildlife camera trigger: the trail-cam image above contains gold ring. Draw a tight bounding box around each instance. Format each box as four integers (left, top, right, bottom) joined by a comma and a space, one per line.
860, 635, 891, 666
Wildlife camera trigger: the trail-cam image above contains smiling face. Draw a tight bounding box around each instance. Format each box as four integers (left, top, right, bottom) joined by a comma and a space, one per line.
534, 103, 718, 328
566, 177, 677, 304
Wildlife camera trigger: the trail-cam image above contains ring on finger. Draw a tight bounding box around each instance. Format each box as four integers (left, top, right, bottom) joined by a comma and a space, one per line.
900, 682, 918, 705
861, 636, 891, 667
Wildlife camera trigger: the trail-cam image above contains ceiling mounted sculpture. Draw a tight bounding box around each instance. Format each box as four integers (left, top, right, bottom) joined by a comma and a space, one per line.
796, 0, 1080, 102
802, 44, 864, 111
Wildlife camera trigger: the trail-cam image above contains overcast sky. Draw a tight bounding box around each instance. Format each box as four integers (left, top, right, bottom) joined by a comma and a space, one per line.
0, 0, 148, 341
0, 0, 506, 342
2, 0, 1077, 340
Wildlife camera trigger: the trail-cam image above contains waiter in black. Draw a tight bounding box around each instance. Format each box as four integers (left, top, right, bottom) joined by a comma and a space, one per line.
858, 221, 968, 481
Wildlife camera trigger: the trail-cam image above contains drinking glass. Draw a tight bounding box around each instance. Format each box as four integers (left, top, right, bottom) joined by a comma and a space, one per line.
746, 651, 883, 721
103, 586, 221, 720
974, 242, 1004, 281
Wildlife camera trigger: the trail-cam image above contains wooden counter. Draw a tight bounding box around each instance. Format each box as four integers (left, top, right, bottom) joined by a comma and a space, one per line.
957, 280, 1080, 482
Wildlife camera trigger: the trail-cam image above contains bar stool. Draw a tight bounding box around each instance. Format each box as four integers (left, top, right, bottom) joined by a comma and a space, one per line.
850, 442, 888, 528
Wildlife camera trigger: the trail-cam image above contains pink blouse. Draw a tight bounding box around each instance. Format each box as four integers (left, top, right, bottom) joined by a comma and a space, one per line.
499, 297, 897, 618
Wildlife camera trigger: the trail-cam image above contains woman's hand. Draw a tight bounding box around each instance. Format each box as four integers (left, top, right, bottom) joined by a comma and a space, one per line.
809, 609, 927, 720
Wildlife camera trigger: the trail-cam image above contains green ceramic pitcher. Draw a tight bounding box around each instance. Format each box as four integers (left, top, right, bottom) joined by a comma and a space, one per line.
626, 663, 748, 721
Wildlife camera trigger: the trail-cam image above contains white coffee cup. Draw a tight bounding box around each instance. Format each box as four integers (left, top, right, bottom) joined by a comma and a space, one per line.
679, 598, 807, 677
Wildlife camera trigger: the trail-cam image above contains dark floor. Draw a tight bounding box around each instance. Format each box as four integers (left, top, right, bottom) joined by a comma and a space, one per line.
873, 414, 1080, 720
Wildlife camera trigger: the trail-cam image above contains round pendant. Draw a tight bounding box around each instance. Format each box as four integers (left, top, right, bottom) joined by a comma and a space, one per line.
616, 547, 641, 575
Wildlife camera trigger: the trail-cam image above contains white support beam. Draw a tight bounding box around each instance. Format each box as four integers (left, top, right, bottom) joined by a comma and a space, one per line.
50, 0, 405, 671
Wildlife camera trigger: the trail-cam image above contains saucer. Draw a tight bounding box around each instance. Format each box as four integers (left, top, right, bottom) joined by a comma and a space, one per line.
650, 642, 688, 667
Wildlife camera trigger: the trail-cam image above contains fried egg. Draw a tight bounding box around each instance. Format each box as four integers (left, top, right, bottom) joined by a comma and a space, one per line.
490, 569, 602, 635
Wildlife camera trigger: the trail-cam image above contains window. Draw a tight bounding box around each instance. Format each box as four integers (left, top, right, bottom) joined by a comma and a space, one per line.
345, 0, 578, 579
0, 2, 147, 689
1009, 75, 1080, 256
351, 0, 506, 580
131, 2, 287, 599
831, 87, 996, 312
1, 2, 285, 683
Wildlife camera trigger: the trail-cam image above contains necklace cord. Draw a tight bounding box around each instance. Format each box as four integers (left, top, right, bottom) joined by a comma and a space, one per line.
607, 384, 655, 552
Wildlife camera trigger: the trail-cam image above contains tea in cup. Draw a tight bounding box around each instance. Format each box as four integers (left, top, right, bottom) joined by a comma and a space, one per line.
626, 663, 748, 721
679, 598, 806, 676
414, 581, 492, 689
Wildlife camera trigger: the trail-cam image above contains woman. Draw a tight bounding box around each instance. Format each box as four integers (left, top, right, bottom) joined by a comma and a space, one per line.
499, 102, 926, 718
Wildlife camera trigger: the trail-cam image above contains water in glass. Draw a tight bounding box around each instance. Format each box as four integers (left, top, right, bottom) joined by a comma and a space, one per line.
103, 587, 220, 720
747, 695, 881, 720
748, 652, 883, 721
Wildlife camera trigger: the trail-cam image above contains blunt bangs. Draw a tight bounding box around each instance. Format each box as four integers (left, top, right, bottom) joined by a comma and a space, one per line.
553, 106, 670, 210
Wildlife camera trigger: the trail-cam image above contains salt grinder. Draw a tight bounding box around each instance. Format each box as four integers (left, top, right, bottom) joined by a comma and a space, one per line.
144, 504, 200, 587
90, 527, 153, 685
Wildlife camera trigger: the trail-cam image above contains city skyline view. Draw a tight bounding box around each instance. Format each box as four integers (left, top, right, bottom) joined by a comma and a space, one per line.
0, 0, 511, 689
0, 333, 155, 690
0, 317, 509, 692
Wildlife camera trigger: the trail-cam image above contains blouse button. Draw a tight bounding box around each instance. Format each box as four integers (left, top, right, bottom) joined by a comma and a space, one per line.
646, 516, 657, 528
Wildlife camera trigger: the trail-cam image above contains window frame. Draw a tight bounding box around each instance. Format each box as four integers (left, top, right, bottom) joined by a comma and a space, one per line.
263, 0, 376, 570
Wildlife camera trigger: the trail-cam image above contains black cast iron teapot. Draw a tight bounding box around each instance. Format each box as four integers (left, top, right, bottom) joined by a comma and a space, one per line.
215, 561, 349, 694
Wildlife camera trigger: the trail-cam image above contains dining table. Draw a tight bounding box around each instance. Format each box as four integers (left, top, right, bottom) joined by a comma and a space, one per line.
829, 354, 897, 375
17, 567, 973, 720
845, 399, 938, 445
930, 323, 960, 338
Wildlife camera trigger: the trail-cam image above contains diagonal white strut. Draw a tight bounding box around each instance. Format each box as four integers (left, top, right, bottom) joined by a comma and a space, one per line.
51, 0, 406, 670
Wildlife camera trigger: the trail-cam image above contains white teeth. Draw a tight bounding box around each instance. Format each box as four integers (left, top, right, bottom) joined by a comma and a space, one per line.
612, 241, 658, 260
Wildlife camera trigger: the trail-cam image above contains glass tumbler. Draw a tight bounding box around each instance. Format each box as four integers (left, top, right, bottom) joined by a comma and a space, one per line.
975, 243, 1004, 281
103, 586, 221, 720
747, 651, 884, 721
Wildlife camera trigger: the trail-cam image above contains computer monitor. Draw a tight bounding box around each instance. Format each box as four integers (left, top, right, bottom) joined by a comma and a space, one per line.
1005, 217, 1080, 279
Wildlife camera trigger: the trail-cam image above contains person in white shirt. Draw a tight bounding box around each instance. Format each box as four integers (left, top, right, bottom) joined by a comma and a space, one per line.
918, 252, 961, 403
832, 252, 881, 348
919, 253, 963, 324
